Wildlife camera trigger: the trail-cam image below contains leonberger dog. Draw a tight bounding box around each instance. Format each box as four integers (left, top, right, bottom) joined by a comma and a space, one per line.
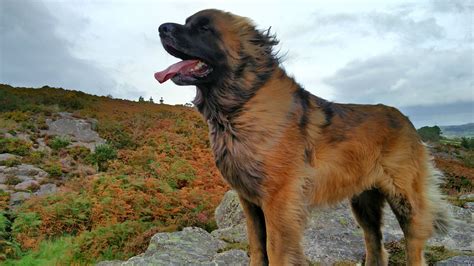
155, 9, 450, 266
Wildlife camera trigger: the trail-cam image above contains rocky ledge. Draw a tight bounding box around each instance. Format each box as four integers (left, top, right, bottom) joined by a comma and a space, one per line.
99, 190, 474, 265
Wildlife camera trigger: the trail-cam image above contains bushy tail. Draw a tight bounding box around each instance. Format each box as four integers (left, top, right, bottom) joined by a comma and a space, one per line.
425, 160, 451, 236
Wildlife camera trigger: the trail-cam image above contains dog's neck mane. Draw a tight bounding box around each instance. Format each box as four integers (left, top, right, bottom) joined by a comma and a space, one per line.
193, 59, 278, 126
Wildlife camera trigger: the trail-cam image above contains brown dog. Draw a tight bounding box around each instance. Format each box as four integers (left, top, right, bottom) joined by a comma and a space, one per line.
155, 9, 450, 266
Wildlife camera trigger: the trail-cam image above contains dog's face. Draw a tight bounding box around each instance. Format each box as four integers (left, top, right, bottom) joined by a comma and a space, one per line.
155, 9, 278, 87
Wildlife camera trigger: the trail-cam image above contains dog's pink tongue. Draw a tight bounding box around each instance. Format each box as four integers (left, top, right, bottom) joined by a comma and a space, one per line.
154, 60, 200, 83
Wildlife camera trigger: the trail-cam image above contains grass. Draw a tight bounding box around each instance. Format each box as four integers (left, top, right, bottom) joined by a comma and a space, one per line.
3, 237, 76, 266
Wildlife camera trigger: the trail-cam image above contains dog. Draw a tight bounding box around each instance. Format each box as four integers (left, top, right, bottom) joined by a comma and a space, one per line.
155, 9, 450, 266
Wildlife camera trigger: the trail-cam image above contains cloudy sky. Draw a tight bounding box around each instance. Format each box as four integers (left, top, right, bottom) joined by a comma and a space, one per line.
0, 0, 472, 127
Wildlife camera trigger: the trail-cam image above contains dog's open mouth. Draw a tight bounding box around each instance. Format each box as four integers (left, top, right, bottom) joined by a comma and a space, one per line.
155, 44, 212, 84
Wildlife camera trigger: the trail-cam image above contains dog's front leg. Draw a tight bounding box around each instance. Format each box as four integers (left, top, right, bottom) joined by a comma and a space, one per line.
239, 196, 268, 266
261, 186, 308, 266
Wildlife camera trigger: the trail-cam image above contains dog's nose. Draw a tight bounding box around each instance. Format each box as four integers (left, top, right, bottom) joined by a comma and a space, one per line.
159, 23, 174, 34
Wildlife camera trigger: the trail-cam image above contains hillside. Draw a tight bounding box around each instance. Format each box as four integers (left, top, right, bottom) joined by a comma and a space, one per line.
0, 84, 473, 264
0, 84, 228, 263
440, 123, 474, 137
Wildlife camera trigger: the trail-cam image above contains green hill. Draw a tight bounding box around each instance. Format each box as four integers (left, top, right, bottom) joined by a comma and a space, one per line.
440, 123, 474, 137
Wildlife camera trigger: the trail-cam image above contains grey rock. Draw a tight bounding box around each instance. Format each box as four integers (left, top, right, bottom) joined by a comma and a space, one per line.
215, 190, 245, 229
15, 133, 31, 142
211, 223, 248, 244
10, 192, 32, 206
96, 260, 123, 266
459, 194, 474, 201
44, 112, 105, 151
14, 180, 39, 191
97, 227, 249, 266
35, 138, 51, 152
436, 256, 474, 265
34, 183, 58, 196
0, 164, 48, 183
464, 202, 474, 210
0, 153, 21, 162
212, 249, 249, 265
3, 132, 15, 138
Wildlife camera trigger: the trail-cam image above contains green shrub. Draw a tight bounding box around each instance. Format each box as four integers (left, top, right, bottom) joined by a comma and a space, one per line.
73, 221, 152, 263
0, 212, 10, 239
0, 211, 22, 260
48, 136, 70, 150
2, 111, 30, 123
44, 163, 62, 178
26, 151, 46, 165
460, 137, 474, 150
0, 138, 31, 156
88, 144, 117, 171
12, 212, 42, 249
166, 158, 196, 189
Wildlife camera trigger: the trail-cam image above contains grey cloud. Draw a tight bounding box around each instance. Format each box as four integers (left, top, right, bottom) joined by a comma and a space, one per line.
324, 49, 473, 107
288, 5, 445, 48
366, 12, 444, 43
430, 0, 474, 13
0, 0, 138, 97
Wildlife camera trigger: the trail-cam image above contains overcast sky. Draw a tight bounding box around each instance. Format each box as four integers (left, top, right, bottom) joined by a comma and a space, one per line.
0, 0, 472, 127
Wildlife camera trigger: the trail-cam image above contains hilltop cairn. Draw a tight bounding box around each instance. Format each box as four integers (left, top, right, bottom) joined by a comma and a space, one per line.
98, 190, 473, 265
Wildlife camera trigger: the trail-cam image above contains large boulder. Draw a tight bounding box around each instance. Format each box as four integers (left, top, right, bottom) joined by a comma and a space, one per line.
44, 112, 105, 151
97, 227, 249, 266
0, 164, 51, 207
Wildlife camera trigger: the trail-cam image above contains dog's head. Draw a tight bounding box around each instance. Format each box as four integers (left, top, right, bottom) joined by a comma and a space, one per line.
155, 9, 279, 87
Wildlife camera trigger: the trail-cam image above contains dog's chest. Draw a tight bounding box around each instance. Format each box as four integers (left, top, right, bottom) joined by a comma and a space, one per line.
208, 120, 264, 200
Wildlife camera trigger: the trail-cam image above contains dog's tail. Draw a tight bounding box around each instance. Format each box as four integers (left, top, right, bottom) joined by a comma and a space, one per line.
425, 158, 451, 235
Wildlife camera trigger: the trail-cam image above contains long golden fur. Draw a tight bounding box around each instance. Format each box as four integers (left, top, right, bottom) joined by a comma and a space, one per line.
158, 9, 450, 266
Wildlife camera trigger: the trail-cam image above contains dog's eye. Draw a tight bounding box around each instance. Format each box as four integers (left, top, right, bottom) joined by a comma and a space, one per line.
199, 25, 211, 32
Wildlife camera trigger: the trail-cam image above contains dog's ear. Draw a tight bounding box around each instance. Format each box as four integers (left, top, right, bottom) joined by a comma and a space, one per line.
250, 27, 279, 48
249, 27, 279, 59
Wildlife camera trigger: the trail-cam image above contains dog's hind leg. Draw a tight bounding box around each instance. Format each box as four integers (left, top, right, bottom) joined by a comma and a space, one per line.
384, 159, 450, 266
239, 196, 269, 266
350, 188, 388, 266
386, 192, 428, 266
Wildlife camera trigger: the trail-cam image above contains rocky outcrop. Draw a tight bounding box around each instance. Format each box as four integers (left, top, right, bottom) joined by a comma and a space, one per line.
99, 190, 473, 265
212, 191, 473, 264
0, 162, 57, 207
43, 112, 105, 151
97, 227, 249, 266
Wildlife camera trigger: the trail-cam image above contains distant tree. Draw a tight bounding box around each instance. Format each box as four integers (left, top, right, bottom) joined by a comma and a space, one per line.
184, 103, 193, 107
138, 96, 145, 102
159, 97, 164, 104
461, 137, 474, 150
417, 126, 442, 142
106, 94, 113, 99
149, 97, 154, 103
